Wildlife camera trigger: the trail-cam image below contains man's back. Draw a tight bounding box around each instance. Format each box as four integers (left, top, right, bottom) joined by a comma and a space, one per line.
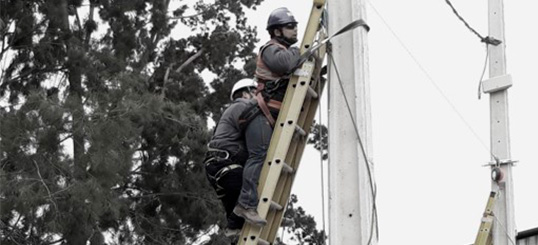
209, 98, 255, 158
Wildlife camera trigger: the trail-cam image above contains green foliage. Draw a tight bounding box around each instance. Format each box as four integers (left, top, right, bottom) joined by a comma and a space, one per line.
1, 1, 325, 244
308, 122, 328, 160
281, 195, 327, 245
1, 0, 263, 244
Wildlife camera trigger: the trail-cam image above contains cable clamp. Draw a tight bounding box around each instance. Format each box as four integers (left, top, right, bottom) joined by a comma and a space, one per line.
481, 36, 502, 46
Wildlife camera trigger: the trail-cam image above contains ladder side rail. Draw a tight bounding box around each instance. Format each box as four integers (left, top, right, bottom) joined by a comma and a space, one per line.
474, 192, 497, 245
243, 61, 317, 245
263, 41, 328, 240
251, 0, 326, 208
260, 94, 315, 240
239, 61, 316, 244
238, 1, 326, 243
252, 0, 327, 222
265, 67, 328, 242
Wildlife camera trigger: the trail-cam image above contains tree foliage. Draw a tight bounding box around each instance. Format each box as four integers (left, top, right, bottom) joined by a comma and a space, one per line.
0, 0, 325, 244
308, 122, 328, 160
1, 0, 260, 244
279, 194, 327, 245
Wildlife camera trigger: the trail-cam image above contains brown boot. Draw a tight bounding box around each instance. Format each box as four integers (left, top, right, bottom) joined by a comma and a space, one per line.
233, 205, 267, 226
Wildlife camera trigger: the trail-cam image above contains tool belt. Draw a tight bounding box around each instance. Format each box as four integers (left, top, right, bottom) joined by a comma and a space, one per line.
204, 148, 243, 198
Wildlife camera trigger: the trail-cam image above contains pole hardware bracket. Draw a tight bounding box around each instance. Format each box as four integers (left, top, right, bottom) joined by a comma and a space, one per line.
481, 74, 512, 93
482, 159, 518, 167
481, 36, 502, 46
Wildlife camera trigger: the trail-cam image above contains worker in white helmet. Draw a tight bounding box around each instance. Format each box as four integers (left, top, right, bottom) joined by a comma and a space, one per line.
203, 78, 257, 238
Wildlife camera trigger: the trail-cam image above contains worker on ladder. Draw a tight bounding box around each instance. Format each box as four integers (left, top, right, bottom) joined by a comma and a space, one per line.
204, 78, 257, 238
233, 7, 301, 227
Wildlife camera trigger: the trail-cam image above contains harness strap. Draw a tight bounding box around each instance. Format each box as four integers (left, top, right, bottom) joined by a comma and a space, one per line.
267, 99, 281, 110
256, 81, 266, 94
213, 163, 242, 198
214, 164, 242, 183
256, 92, 275, 127
206, 147, 230, 159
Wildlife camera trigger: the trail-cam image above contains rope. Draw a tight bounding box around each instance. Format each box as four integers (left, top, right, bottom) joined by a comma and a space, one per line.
317, 68, 327, 239
366, 0, 500, 162
444, 0, 501, 45
493, 213, 517, 245
288, 19, 370, 75
477, 45, 489, 100
327, 51, 379, 245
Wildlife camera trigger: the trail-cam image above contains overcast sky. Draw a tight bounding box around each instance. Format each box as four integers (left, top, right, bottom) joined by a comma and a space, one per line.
245, 1, 538, 244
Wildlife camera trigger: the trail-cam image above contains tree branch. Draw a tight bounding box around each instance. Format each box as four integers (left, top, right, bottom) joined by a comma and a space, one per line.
33, 160, 59, 215
2, 66, 66, 85
174, 48, 205, 74
74, 6, 83, 37
160, 48, 205, 98
84, 2, 96, 50
170, 12, 204, 20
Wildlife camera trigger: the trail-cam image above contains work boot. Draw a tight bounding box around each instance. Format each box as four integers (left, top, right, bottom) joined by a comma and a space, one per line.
224, 227, 241, 239
224, 227, 241, 236
233, 205, 267, 226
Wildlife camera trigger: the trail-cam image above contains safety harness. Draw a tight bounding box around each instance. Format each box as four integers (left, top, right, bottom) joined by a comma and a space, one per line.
204, 147, 242, 198
254, 39, 291, 127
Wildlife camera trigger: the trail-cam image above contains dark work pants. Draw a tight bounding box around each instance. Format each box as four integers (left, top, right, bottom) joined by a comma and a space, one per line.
205, 160, 245, 229
217, 168, 245, 229
237, 114, 273, 209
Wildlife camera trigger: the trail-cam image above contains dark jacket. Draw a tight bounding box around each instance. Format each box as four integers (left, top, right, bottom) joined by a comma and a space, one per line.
208, 98, 256, 163
261, 42, 300, 77
255, 39, 301, 118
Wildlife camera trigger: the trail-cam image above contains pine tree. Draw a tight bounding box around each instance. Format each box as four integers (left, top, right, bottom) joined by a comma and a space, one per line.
1, 0, 262, 244
279, 194, 327, 245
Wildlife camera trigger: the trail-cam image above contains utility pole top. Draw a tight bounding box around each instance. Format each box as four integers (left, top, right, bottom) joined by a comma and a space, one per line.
483, 0, 516, 243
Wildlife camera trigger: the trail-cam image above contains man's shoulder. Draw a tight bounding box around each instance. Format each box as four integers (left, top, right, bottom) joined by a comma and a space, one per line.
266, 39, 285, 47
231, 98, 256, 107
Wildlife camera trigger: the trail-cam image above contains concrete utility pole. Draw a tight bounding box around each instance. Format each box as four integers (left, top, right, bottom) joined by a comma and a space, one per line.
327, 0, 376, 244
482, 0, 516, 243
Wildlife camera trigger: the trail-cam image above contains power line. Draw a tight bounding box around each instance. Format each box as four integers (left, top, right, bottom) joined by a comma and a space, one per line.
444, 0, 501, 45
366, 0, 499, 162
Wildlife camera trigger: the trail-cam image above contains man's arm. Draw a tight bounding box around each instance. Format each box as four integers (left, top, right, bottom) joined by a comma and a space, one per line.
261, 45, 300, 76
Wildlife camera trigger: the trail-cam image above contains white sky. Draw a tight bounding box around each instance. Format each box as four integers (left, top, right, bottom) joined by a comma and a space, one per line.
245, 1, 538, 244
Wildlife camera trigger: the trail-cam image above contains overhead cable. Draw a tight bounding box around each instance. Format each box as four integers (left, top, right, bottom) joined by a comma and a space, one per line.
444, 0, 501, 45
366, 0, 500, 162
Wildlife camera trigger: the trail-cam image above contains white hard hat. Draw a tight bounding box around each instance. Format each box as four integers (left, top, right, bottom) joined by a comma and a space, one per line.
230, 78, 257, 101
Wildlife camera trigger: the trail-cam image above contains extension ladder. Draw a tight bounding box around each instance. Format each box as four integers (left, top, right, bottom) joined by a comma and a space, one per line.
474, 191, 497, 245
237, 0, 328, 244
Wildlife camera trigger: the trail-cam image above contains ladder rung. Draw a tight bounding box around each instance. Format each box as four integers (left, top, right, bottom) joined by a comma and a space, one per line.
307, 86, 319, 99
282, 162, 294, 174
270, 201, 283, 211
257, 238, 270, 245
294, 125, 307, 137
